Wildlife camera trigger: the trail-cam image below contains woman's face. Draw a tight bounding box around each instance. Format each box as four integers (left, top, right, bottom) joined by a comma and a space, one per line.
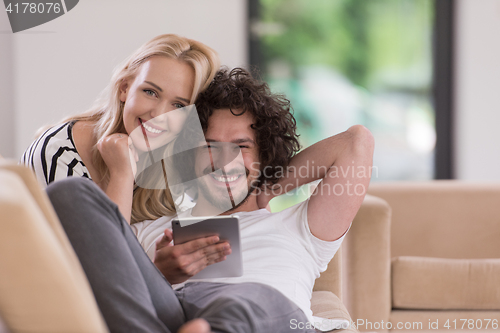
120, 56, 194, 152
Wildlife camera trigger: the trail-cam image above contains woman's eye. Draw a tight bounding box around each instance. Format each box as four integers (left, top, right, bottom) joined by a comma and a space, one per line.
174, 103, 185, 109
144, 89, 157, 98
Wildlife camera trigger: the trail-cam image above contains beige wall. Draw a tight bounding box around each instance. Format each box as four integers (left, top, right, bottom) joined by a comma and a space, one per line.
0, 12, 14, 158
0, 0, 247, 158
454, 0, 500, 181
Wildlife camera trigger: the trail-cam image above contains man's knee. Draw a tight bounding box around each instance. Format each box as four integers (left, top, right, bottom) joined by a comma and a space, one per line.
47, 177, 101, 204
46, 177, 127, 238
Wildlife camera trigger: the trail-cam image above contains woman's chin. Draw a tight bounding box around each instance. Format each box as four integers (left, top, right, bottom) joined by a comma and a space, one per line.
130, 141, 150, 153
148, 134, 177, 150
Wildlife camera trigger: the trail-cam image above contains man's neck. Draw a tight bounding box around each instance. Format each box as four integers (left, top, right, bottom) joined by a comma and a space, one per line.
192, 195, 260, 217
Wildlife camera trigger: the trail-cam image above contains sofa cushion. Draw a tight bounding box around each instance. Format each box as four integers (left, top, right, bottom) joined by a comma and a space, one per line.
392, 256, 500, 310
369, 182, 500, 260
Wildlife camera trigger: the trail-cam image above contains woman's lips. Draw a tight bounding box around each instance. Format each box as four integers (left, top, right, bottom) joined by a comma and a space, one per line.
138, 118, 166, 138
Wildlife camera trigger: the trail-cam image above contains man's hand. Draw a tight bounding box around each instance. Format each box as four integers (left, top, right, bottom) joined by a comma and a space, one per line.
154, 229, 231, 284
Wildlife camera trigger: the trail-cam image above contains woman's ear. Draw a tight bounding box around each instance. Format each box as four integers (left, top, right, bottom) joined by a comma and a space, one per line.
119, 79, 130, 102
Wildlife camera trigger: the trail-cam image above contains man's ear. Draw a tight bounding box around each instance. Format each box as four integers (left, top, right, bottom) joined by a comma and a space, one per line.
119, 79, 130, 102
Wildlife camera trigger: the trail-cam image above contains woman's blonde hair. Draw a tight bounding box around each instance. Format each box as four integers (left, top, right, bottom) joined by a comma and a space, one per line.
60, 34, 220, 223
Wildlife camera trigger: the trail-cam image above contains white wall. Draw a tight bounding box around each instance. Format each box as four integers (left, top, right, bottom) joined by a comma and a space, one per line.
0, 11, 14, 158
454, 0, 500, 180
0, 0, 247, 158
5, 0, 499, 180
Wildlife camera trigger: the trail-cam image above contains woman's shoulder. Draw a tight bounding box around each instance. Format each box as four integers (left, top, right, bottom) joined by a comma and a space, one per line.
20, 121, 92, 186
70, 120, 98, 171
71, 120, 96, 153
21, 121, 76, 161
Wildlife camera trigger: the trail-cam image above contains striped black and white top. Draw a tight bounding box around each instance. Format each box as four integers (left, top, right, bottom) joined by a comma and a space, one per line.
20, 121, 91, 188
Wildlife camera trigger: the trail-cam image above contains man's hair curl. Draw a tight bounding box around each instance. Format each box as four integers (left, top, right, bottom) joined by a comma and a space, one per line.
195, 67, 301, 186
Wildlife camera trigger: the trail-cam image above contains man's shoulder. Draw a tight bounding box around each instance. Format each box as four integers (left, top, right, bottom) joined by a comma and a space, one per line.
238, 199, 310, 226
272, 199, 309, 220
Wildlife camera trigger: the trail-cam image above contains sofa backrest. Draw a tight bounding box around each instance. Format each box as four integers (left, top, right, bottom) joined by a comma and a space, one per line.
369, 181, 500, 259
0, 161, 108, 333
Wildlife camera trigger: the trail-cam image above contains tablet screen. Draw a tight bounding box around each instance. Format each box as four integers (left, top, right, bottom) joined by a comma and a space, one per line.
172, 215, 242, 279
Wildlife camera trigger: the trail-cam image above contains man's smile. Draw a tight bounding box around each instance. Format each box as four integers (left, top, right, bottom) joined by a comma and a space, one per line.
208, 173, 244, 187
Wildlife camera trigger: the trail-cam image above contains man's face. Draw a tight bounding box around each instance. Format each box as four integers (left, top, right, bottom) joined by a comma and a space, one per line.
194, 109, 260, 213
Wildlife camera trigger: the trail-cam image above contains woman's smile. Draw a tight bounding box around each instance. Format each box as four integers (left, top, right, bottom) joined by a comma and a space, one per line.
138, 118, 167, 137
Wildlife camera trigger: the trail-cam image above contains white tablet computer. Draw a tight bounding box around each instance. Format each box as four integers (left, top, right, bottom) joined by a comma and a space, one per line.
172, 215, 243, 279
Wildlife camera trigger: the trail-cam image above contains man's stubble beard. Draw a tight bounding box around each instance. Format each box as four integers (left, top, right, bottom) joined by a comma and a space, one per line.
197, 166, 259, 214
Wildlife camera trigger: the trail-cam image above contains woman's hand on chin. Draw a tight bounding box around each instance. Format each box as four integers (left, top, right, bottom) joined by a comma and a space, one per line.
97, 133, 137, 223
97, 133, 137, 181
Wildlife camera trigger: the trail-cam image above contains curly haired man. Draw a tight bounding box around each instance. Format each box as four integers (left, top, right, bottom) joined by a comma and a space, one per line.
130, 68, 375, 332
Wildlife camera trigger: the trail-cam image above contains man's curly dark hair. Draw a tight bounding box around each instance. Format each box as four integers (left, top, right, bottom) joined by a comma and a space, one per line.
195, 67, 301, 186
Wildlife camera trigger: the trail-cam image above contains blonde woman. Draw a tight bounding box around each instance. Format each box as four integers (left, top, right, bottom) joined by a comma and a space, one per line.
21, 34, 224, 333
21, 34, 218, 224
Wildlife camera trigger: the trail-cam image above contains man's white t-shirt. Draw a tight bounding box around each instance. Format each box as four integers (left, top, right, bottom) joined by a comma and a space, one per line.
131, 199, 346, 323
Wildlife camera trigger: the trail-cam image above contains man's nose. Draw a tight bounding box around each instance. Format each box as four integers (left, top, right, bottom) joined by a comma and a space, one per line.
212, 146, 242, 170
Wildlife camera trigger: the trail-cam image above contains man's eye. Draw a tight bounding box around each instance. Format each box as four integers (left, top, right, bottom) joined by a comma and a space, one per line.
144, 89, 157, 97
238, 145, 248, 149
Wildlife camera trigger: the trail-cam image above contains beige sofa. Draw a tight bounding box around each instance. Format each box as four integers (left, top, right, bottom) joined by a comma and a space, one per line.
2, 160, 389, 332
0, 160, 108, 333
346, 181, 500, 332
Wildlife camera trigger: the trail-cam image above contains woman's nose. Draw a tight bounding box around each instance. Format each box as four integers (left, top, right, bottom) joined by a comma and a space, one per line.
150, 102, 176, 119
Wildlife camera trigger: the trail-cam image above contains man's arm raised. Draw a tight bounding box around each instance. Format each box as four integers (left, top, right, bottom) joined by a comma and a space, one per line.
306, 125, 374, 241
262, 125, 374, 241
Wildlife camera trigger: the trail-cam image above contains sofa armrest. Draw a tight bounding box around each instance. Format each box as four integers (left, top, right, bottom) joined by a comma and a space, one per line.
314, 247, 342, 299
342, 194, 391, 328
311, 291, 359, 333
0, 163, 108, 333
